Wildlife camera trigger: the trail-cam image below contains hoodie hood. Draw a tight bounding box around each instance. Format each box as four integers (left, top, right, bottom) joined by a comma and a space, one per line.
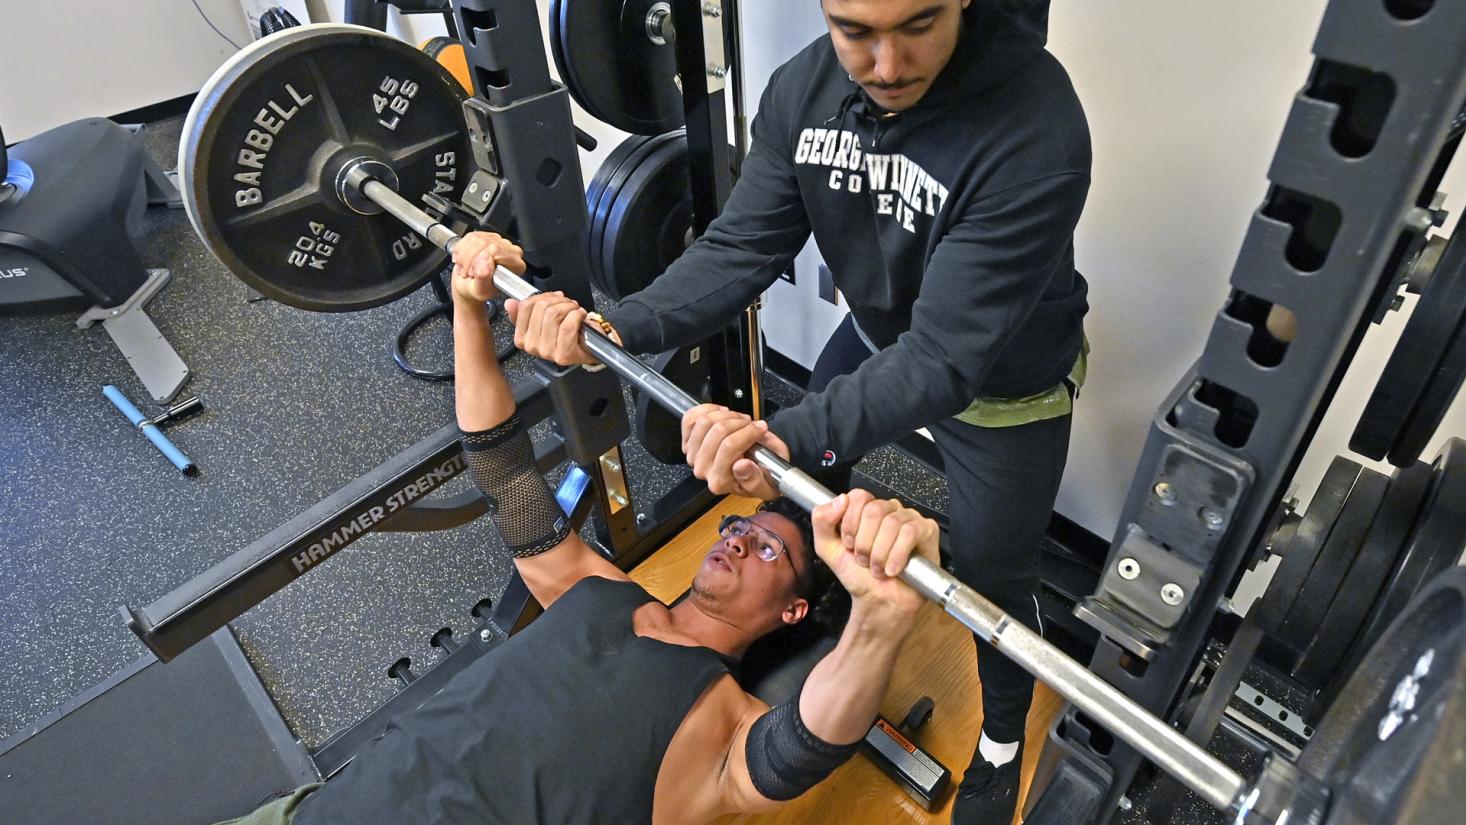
841, 0, 1051, 118
953, 1, 1051, 93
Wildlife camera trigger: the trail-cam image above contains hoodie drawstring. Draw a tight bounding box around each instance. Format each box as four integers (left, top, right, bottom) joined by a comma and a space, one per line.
824, 88, 861, 128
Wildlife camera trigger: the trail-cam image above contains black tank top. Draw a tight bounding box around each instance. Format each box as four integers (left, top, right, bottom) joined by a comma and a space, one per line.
293, 576, 737, 825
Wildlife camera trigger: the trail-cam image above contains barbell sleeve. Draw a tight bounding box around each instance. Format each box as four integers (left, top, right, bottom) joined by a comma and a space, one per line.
356, 175, 1250, 815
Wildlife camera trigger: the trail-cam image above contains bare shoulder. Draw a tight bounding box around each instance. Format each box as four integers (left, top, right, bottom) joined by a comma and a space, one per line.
652, 675, 773, 825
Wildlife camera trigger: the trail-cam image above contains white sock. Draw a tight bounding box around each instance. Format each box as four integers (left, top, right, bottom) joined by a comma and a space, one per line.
978, 732, 1020, 767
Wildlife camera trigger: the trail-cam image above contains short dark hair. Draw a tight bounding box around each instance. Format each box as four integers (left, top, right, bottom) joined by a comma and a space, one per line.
756, 497, 849, 638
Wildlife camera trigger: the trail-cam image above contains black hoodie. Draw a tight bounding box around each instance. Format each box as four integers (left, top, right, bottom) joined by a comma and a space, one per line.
605, 1, 1091, 469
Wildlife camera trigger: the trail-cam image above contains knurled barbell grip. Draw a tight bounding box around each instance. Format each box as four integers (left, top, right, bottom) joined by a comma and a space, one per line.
356, 175, 1251, 815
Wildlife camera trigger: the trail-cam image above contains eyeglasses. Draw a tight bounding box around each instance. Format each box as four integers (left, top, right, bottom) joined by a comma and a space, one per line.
718, 515, 808, 593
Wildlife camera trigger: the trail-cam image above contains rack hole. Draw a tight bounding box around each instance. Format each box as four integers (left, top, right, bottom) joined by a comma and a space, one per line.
1194, 380, 1259, 448
1223, 291, 1294, 367
536, 158, 564, 187
1384, 0, 1434, 20
476, 67, 511, 90
1303, 61, 1395, 158
459, 8, 499, 45
1261, 187, 1341, 272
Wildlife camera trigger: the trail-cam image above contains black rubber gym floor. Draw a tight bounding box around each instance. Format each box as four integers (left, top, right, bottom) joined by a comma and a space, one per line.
0, 115, 948, 749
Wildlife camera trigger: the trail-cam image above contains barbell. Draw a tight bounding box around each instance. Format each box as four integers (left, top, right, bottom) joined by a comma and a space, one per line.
179, 23, 1462, 825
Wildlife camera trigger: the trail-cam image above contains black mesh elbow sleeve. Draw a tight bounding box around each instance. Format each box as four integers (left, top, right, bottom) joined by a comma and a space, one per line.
460, 416, 571, 557
744, 696, 860, 801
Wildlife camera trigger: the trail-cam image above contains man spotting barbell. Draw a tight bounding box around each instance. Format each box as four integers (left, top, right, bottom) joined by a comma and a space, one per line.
512, 2, 1089, 823
215, 233, 942, 825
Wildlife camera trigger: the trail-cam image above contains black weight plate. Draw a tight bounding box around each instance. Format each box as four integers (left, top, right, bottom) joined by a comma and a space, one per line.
1352, 229, 1466, 463
600, 134, 693, 302
590, 131, 681, 265
634, 343, 712, 465
1294, 459, 1434, 692
181, 24, 473, 312
588, 132, 681, 296
1334, 437, 1466, 693
1253, 457, 1364, 636
1391, 308, 1466, 466
589, 137, 659, 295
586, 135, 653, 241
1277, 467, 1390, 672
1390, 438, 1466, 597
549, 0, 684, 136
585, 134, 654, 291
1296, 567, 1466, 825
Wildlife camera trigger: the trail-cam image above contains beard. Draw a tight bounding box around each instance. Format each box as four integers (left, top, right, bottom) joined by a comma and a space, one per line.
692, 560, 748, 612
689, 572, 723, 606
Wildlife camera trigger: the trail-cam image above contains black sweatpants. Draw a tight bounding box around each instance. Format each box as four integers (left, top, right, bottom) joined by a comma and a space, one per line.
808, 315, 1071, 744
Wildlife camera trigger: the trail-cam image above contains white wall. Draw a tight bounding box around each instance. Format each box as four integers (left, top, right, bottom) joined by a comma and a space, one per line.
1049, 3, 1311, 534
0, 0, 250, 141
0, 1, 472, 140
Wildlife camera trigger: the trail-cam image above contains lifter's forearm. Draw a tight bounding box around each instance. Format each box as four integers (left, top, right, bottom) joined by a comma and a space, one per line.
454, 293, 575, 564
454, 296, 515, 431
798, 602, 916, 744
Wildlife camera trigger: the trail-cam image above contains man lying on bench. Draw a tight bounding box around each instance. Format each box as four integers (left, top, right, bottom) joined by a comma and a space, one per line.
216, 232, 940, 825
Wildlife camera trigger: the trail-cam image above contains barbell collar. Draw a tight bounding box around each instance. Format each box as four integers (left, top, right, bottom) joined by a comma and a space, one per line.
352, 171, 1250, 815
337, 158, 399, 216
646, 1, 674, 46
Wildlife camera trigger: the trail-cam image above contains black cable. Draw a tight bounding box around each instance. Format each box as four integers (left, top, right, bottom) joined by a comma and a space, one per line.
190, 0, 243, 50
393, 297, 514, 380
0, 122, 14, 205
394, 302, 457, 380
